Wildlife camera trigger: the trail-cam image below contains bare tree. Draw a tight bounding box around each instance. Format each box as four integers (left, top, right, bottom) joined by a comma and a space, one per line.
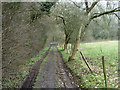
69, 0, 120, 61
52, 2, 82, 50
57, 15, 73, 50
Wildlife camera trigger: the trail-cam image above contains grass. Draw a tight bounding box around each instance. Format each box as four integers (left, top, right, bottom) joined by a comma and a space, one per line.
60, 40, 118, 88
25, 47, 49, 69
57, 46, 63, 51
3, 47, 49, 88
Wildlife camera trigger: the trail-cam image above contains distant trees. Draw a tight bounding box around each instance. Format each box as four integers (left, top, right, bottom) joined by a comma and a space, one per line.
82, 14, 118, 41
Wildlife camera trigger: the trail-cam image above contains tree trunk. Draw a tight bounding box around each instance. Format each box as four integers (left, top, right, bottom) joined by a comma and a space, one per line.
68, 14, 90, 61
64, 42, 68, 50
69, 37, 79, 60
64, 35, 69, 50
69, 25, 83, 61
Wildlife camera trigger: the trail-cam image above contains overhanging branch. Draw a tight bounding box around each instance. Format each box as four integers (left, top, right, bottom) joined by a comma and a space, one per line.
87, 0, 100, 14
112, 13, 120, 20
85, 0, 89, 13
70, 0, 100, 14
57, 15, 67, 35
69, 0, 81, 8
90, 7, 120, 20
57, 15, 66, 25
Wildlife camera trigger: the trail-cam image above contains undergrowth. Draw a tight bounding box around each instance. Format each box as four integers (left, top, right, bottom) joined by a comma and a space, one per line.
3, 47, 49, 88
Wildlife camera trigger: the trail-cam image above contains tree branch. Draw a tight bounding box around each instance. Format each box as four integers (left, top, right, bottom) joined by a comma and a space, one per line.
69, 0, 81, 8
80, 7, 120, 40
2, 60, 12, 69
70, 0, 99, 14
87, 0, 100, 14
90, 7, 120, 20
85, 0, 89, 13
68, 30, 73, 38
57, 15, 66, 25
57, 15, 67, 35
56, 15, 74, 43
112, 13, 120, 20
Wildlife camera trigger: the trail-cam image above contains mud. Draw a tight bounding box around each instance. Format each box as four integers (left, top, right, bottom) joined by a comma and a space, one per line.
20, 45, 79, 89
34, 45, 78, 88
19, 46, 51, 89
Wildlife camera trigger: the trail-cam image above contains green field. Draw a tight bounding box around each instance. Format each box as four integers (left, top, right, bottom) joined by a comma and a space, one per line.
60, 40, 118, 88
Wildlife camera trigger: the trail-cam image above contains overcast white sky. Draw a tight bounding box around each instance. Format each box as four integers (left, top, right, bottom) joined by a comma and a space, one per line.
1, 0, 119, 4
59, 0, 119, 2
1, 0, 119, 2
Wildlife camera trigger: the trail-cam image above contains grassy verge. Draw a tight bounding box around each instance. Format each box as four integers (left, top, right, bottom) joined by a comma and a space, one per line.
57, 46, 63, 51
3, 47, 49, 88
59, 41, 118, 88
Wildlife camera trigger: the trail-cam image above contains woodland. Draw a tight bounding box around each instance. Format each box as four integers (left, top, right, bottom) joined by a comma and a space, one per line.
1, 0, 119, 88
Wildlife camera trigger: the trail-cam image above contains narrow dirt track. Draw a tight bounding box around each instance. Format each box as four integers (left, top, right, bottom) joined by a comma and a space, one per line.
20, 46, 51, 88
34, 45, 78, 88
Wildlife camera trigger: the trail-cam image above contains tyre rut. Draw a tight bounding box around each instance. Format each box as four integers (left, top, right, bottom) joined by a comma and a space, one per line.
19, 46, 51, 89
34, 45, 77, 88
20, 45, 78, 88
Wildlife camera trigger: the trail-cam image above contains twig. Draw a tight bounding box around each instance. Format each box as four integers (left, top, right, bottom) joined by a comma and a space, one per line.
2, 60, 12, 69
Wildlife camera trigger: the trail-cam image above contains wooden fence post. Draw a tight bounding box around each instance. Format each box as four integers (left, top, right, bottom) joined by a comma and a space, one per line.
80, 51, 93, 73
102, 56, 107, 88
